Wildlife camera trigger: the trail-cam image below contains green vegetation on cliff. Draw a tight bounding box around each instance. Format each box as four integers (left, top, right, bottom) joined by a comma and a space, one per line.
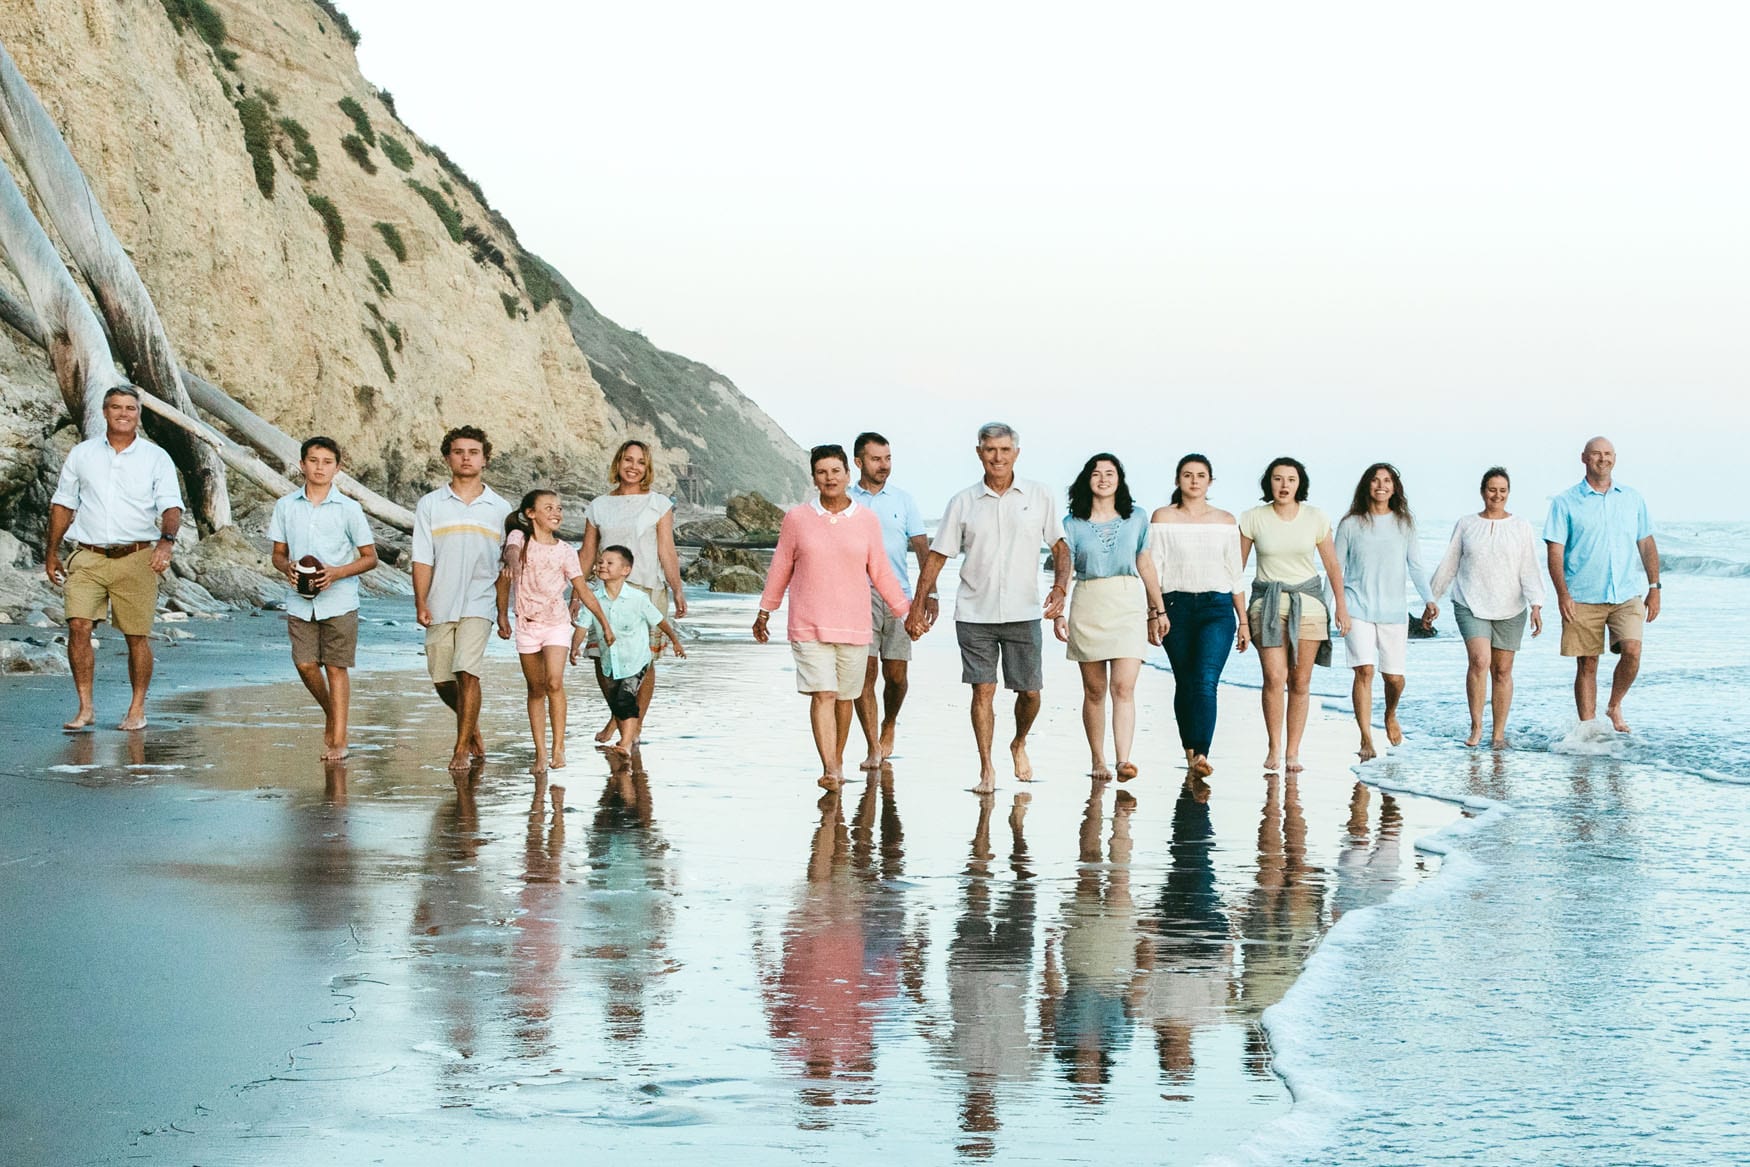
307, 192, 344, 261
235, 97, 274, 196
373, 221, 407, 261
405, 179, 462, 242
337, 96, 375, 146
275, 117, 319, 180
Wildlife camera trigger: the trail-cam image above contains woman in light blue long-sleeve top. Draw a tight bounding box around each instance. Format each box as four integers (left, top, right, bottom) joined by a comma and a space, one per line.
1335, 463, 1438, 761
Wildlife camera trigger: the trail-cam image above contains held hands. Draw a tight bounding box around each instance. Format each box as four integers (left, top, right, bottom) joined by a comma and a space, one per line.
1420, 602, 1439, 632
1146, 612, 1168, 647
1235, 623, 1251, 653
904, 609, 929, 641
1043, 584, 1068, 621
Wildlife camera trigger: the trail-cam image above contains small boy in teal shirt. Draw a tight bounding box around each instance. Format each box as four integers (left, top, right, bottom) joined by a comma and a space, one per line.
571, 544, 684, 755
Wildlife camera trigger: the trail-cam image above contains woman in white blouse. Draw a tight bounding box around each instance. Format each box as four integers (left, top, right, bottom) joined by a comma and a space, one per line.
1429, 466, 1544, 748
578, 440, 688, 743
1148, 455, 1248, 778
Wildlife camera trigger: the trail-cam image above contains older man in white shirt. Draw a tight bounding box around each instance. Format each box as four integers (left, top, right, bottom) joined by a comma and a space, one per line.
44, 386, 184, 731
909, 422, 1070, 793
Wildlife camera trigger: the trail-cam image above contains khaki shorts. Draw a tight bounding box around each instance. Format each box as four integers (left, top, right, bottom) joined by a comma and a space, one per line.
288, 611, 359, 668
1247, 599, 1328, 645
868, 590, 912, 662
426, 616, 492, 682
1561, 597, 1645, 657
792, 640, 866, 699
63, 546, 159, 636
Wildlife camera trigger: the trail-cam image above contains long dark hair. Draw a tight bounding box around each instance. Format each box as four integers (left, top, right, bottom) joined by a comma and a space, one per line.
1346, 463, 1413, 527
506, 489, 558, 538
1068, 453, 1134, 521
1171, 453, 1213, 507
1258, 457, 1309, 503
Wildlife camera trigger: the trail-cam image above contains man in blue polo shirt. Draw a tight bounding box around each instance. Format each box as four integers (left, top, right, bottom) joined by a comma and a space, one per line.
850, 431, 934, 770
269, 436, 378, 760
1544, 436, 1661, 733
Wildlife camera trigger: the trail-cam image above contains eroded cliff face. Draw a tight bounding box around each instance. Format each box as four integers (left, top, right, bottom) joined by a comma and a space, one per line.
0, 0, 805, 520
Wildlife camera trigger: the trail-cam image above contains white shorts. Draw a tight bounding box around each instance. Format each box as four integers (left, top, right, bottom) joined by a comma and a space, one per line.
791, 640, 866, 699
1344, 619, 1408, 675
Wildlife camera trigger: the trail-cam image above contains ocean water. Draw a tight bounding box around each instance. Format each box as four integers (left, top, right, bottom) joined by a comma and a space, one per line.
1215, 519, 1750, 1165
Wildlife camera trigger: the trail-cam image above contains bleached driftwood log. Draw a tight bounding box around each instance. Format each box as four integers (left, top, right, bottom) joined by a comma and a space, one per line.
0, 40, 231, 530
0, 277, 415, 532
0, 159, 119, 432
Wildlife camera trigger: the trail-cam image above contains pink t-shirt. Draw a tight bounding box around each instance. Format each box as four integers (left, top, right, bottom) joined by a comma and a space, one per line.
759, 501, 910, 644
505, 530, 582, 625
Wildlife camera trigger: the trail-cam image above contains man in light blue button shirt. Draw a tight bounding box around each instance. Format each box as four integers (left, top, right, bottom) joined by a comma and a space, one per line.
1543, 436, 1661, 732
269, 437, 378, 760
850, 431, 935, 770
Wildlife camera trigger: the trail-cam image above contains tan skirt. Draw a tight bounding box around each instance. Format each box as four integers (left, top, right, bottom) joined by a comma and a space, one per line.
1066, 575, 1148, 662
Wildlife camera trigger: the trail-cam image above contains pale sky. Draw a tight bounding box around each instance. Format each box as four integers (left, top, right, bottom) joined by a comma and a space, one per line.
345, 0, 1746, 522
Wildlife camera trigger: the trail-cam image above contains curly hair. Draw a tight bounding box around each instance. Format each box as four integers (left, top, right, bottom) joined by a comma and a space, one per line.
1067, 453, 1134, 521
440, 425, 492, 461
1345, 462, 1413, 527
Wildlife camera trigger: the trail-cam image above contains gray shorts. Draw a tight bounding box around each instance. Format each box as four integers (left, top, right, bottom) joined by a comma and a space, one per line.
955, 620, 1043, 692
1453, 601, 1528, 652
869, 591, 912, 661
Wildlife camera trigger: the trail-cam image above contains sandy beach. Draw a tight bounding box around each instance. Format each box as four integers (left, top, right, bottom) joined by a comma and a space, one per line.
1, 586, 1460, 1164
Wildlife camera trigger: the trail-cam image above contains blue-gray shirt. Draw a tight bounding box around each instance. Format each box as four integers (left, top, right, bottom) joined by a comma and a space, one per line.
267, 487, 375, 620
1064, 512, 1149, 581
1542, 481, 1653, 605
850, 481, 927, 597
1334, 514, 1433, 625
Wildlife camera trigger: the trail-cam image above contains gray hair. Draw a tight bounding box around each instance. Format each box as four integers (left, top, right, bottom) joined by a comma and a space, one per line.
976, 421, 1018, 445
102, 384, 141, 403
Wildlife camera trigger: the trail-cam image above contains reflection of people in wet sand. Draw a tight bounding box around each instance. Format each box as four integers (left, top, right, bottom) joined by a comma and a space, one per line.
572, 545, 684, 762
510, 774, 568, 1060
908, 423, 1071, 793
1331, 782, 1404, 924
1138, 777, 1236, 1090
269, 436, 378, 760
755, 445, 909, 791
44, 385, 184, 732
409, 774, 491, 1097
944, 790, 1036, 1151
1233, 771, 1326, 1073
758, 789, 904, 1118
1041, 784, 1147, 1099
411, 426, 512, 771
583, 764, 676, 1047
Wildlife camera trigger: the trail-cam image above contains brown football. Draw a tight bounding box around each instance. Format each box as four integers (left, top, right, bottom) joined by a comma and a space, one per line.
295, 554, 322, 595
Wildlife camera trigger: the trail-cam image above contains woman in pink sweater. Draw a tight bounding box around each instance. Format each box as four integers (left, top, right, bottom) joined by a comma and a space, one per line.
755, 444, 911, 790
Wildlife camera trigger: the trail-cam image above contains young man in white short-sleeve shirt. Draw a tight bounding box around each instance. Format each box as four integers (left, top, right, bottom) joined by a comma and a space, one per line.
412, 426, 512, 771
909, 423, 1070, 794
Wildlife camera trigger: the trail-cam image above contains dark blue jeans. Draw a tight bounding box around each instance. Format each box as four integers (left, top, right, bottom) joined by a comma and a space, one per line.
1161, 591, 1236, 755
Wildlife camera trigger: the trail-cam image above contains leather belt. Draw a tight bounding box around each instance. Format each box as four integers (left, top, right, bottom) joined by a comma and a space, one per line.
78, 541, 153, 558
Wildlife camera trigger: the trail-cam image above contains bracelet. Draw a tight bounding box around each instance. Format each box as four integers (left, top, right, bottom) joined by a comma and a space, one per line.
755, 610, 770, 620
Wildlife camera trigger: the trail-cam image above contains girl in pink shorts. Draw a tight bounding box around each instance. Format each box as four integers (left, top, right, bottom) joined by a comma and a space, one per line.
499, 490, 611, 785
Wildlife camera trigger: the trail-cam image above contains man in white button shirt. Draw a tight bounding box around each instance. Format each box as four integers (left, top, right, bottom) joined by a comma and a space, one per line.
908, 423, 1070, 793
412, 425, 512, 771
43, 386, 184, 731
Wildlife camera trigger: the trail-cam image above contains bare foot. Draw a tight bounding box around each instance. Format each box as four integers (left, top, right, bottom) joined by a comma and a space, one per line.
1009, 792, 1031, 826
1189, 755, 1214, 778
447, 750, 472, 771
1465, 726, 1483, 748
817, 774, 843, 791
595, 720, 616, 744
530, 758, 548, 776
549, 784, 566, 814
1385, 716, 1404, 747
63, 710, 96, 731
321, 745, 351, 761
550, 751, 566, 771
971, 766, 997, 795
1115, 762, 1139, 782
859, 751, 884, 771
1357, 739, 1376, 763
879, 725, 897, 760
1605, 706, 1631, 733
1089, 759, 1112, 780
1011, 740, 1034, 782
468, 731, 486, 759
1285, 755, 1304, 773
117, 714, 147, 731
1490, 736, 1510, 750
1263, 753, 1281, 773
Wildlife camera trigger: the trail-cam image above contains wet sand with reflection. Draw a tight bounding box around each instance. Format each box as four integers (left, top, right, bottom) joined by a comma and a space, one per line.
0, 593, 1460, 1164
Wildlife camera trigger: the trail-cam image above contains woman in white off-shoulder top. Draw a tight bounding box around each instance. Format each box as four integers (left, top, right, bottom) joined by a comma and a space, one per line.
1428, 467, 1545, 748
1147, 455, 1249, 778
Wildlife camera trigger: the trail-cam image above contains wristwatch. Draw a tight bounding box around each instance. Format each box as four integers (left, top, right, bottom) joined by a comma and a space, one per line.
1647, 582, 1661, 590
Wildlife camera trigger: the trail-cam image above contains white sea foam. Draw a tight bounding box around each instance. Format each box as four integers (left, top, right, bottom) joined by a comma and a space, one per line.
1549, 718, 1628, 757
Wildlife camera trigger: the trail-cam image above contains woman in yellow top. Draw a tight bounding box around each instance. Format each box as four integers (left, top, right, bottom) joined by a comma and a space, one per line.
1238, 457, 1350, 774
